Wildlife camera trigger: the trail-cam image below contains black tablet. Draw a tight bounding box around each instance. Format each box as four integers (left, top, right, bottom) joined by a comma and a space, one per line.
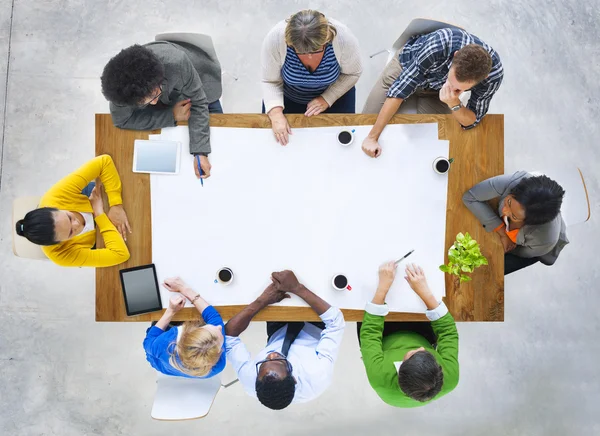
119, 264, 163, 316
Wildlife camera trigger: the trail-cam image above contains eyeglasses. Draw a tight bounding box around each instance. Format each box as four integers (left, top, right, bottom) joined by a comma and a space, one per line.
255, 355, 293, 375
138, 85, 163, 108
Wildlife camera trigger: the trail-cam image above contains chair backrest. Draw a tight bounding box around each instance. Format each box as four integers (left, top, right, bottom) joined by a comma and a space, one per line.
12, 197, 47, 260
151, 373, 222, 420
155, 32, 220, 67
391, 18, 465, 52
529, 168, 591, 227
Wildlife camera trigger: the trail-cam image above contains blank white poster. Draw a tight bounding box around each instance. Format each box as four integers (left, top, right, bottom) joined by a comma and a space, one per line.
151, 124, 449, 313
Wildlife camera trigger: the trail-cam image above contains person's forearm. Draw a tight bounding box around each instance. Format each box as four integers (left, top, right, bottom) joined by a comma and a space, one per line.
156, 309, 176, 330
451, 107, 477, 127
180, 288, 209, 314
188, 102, 211, 155
371, 285, 390, 305
225, 298, 267, 336
267, 106, 284, 120
421, 292, 439, 310
295, 285, 330, 316
367, 97, 403, 140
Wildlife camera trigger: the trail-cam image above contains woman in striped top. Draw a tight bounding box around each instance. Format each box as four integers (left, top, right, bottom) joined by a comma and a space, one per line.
261, 10, 363, 145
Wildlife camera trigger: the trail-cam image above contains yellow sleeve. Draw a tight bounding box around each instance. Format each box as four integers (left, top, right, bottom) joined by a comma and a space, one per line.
45, 214, 130, 267
44, 155, 123, 206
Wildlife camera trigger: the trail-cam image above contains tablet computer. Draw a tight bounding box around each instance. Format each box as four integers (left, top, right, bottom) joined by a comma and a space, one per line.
119, 264, 163, 316
133, 139, 181, 174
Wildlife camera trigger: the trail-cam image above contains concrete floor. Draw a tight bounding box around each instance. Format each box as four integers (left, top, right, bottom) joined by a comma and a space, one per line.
0, 1, 599, 435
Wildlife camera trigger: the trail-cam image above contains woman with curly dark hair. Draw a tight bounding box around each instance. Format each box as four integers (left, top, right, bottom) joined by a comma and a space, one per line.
463, 172, 568, 274
101, 41, 223, 179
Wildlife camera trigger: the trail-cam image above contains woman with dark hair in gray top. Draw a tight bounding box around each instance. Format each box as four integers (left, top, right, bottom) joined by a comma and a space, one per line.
463, 172, 568, 275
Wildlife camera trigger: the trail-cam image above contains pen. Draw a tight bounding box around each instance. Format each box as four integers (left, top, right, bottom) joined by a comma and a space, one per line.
395, 249, 415, 265
195, 155, 204, 187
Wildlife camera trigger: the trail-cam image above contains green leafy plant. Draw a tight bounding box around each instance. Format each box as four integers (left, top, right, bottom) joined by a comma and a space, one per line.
439, 232, 488, 283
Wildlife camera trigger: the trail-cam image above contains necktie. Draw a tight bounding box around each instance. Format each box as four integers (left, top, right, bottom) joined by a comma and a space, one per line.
281, 322, 305, 357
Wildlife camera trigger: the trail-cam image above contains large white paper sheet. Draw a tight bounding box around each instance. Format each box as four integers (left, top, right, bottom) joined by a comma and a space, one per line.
151, 124, 449, 313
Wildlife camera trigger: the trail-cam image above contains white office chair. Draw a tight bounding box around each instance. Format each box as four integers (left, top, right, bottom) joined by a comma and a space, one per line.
151, 373, 239, 421
12, 196, 47, 260
370, 18, 465, 64
529, 168, 591, 227
154, 32, 237, 81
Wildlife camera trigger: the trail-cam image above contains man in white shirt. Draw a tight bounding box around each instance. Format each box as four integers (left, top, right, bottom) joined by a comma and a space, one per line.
225, 270, 346, 410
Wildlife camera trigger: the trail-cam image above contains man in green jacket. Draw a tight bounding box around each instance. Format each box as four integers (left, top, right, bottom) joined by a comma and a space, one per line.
359, 262, 459, 407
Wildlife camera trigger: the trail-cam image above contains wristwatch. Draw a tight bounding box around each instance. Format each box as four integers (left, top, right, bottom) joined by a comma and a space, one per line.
450, 102, 462, 112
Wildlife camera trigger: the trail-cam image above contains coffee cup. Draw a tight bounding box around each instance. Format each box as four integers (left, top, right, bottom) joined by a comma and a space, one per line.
433, 157, 453, 174
216, 267, 234, 285
332, 274, 352, 291
337, 130, 354, 146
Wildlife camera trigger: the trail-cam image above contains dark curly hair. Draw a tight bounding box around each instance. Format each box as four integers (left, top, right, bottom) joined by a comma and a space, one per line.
510, 175, 565, 225
255, 372, 296, 410
101, 44, 164, 106
398, 350, 444, 402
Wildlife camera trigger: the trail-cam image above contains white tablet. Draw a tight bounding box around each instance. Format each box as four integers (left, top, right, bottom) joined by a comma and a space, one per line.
133, 139, 181, 174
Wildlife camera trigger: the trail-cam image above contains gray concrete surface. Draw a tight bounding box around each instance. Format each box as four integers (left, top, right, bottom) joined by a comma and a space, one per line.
0, 1, 599, 435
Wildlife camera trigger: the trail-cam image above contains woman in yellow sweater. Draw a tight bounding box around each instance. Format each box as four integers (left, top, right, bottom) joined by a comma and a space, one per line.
15, 154, 131, 267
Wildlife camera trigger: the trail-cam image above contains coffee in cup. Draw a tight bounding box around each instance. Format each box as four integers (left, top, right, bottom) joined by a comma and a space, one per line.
332, 274, 351, 291
217, 267, 233, 285
433, 157, 453, 174
337, 130, 354, 146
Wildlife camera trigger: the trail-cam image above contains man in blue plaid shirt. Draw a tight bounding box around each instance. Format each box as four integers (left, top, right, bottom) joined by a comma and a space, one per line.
362, 28, 503, 158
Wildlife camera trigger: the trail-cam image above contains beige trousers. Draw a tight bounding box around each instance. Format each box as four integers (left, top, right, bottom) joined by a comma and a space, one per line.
362, 50, 451, 115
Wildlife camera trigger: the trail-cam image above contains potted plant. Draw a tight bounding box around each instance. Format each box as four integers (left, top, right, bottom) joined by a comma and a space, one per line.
440, 232, 488, 286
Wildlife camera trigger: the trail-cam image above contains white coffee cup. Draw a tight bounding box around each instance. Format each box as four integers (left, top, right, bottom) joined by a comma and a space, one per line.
216, 267, 234, 285
332, 274, 351, 291
337, 130, 354, 146
433, 157, 453, 174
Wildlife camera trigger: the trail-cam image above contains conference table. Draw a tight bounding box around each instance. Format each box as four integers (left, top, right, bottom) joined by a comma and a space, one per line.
95, 113, 504, 322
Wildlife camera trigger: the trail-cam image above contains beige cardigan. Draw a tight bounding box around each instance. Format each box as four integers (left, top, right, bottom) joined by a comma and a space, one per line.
261, 18, 363, 113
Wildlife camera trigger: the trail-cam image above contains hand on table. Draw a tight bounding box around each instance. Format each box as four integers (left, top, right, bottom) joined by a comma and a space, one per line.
107, 205, 132, 241
173, 99, 191, 122
168, 295, 186, 313
258, 282, 291, 305
404, 263, 433, 297
439, 81, 461, 108
271, 270, 303, 294
163, 277, 195, 300
89, 183, 105, 217
305, 96, 329, 117
377, 261, 398, 292
268, 108, 292, 145
194, 155, 211, 179
361, 136, 382, 158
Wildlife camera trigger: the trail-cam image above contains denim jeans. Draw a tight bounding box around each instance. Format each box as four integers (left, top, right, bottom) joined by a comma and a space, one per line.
208, 100, 223, 114
81, 182, 95, 197
261, 87, 356, 114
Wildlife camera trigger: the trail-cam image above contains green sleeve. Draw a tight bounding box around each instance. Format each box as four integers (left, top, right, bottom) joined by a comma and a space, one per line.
431, 312, 460, 391
360, 312, 386, 388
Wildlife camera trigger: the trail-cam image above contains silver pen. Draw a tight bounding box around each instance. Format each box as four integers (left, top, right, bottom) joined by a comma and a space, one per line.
395, 249, 415, 265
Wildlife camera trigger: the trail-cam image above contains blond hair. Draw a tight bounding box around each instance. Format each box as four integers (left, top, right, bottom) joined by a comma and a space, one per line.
285, 10, 337, 53
169, 321, 223, 377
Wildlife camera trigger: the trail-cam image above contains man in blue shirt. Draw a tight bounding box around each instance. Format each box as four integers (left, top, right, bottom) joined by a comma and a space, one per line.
362, 28, 503, 158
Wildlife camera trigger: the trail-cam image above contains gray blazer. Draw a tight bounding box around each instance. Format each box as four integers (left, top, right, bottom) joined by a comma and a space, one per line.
109, 41, 222, 155
462, 171, 569, 265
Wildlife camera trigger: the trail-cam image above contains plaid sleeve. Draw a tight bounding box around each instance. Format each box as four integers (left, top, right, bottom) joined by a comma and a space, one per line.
387, 30, 449, 99
386, 56, 424, 99
463, 75, 503, 129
